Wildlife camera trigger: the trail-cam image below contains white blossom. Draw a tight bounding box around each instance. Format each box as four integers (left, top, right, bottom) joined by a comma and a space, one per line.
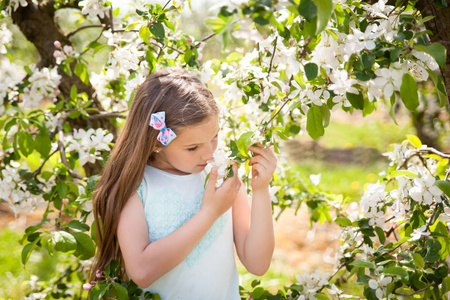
22, 66, 61, 108
310, 174, 321, 186
373, 67, 403, 99
0, 23, 12, 54
409, 176, 443, 205
66, 128, 113, 166
79, 0, 109, 19
409, 224, 430, 241
368, 275, 392, 299
295, 271, 330, 299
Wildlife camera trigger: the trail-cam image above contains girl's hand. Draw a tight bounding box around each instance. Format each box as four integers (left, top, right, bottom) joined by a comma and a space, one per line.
201, 162, 241, 220
248, 145, 277, 191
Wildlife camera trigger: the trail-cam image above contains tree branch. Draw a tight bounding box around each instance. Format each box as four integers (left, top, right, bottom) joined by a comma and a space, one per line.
393, 282, 434, 296
88, 112, 127, 120
66, 24, 106, 39
57, 129, 83, 180
268, 36, 278, 76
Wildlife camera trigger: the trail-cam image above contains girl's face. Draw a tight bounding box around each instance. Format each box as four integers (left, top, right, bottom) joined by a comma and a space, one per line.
151, 114, 219, 175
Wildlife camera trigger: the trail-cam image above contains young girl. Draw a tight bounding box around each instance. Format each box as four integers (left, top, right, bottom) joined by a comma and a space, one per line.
91, 68, 277, 299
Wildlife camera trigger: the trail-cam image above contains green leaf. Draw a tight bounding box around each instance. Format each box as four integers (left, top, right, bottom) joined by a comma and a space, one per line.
67, 220, 90, 232
56, 181, 68, 198
150, 23, 165, 39
406, 134, 422, 148
251, 287, 265, 298
237, 131, 254, 157
298, 0, 317, 22
205, 17, 227, 33
384, 266, 409, 283
350, 259, 373, 268
415, 43, 447, 68
304, 62, 318, 81
72, 232, 95, 260
251, 279, 261, 288
22, 238, 40, 265
113, 283, 128, 299
436, 180, 450, 197
390, 170, 419, 178
125, 21, 141, 31
424, 239, 441, 263
334, 217, 352, 227
313, 0, 333, 35
70, 85, 77, 100
35, 127, 51, 158
89, 282, 108, 300
18, 131, 35, 157
412, 253, 425, 269
375, 226, 386, 244
400, 73, 419, 111
346, 91, 364, 110
389, 94, 398, 125
50, 231, 77, 253
306, 105, 324, 140
139, 25, 151, 42
74, 62, 89, 85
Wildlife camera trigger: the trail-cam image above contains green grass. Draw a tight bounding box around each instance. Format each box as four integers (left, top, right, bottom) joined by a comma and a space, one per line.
308, 119, 416, 152
293, 160, 388, 202
0, 228, 63, 299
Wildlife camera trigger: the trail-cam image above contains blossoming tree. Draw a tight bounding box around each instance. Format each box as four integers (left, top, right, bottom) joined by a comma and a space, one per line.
1, 0, 450, 299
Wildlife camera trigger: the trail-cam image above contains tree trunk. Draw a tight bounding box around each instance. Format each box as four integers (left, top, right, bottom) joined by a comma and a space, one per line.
11, 1, 116, 177
415, 1, 450, 107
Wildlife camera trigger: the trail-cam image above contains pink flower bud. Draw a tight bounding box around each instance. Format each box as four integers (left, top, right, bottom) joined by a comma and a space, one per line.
96, 269, 103, 278
283, 85, 290, 93
53, 51, 61, 58
185, 38, 193, 43
198, 42, 205, 49
82, 283, 92, 290
54, 41, 61, 48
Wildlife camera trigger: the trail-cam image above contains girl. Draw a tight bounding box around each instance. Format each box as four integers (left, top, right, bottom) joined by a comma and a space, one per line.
91, 68, 276, 299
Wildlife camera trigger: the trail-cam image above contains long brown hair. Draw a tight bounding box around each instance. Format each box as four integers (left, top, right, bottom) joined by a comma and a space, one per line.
90, 68, 218, 280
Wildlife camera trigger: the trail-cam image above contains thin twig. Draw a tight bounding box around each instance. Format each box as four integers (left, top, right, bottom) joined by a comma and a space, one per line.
263, 75, 294, 126
393, 282, 434, 296
66, 24, 105, 38
80, 27, 108, 56
267, 36, 278, 76
24, 149, 59, 180
88, 112, 127, 120
57, 130, 83, 180
417, 147, 450, 159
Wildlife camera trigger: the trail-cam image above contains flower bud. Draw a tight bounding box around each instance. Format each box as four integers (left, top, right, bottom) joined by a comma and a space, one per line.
82, 283, 93, 290
283, 85, 290, 94
54, 40, 61, 48
96, 269, 103, 278
185, 38, 193, 43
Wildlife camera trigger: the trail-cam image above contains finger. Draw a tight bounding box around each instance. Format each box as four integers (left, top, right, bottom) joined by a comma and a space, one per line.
205, 167, 218, 192
248, 145, 275, 160
248, 155, 269, 166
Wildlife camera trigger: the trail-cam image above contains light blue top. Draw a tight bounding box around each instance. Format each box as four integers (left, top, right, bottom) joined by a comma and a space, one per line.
136, 165, 240, 300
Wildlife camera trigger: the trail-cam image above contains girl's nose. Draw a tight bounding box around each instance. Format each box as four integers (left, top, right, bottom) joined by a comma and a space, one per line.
202, 144, 214, 161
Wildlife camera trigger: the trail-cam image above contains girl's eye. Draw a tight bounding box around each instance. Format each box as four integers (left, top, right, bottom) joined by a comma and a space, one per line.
187, 146, 198, 151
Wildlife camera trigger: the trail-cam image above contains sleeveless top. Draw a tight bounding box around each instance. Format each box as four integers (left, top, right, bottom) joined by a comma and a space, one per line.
136, 165, 240, 300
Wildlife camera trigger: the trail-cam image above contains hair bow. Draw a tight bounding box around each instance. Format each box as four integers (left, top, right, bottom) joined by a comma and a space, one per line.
149, 111, 177, 146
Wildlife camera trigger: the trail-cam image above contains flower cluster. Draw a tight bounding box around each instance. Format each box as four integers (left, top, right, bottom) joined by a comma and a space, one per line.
22, 66, 61, 108
0, 162, 48, 217
66, 128, 113, 166
0, 23, 12, 54
78, 0, 109, 19
295, 271, 330, 300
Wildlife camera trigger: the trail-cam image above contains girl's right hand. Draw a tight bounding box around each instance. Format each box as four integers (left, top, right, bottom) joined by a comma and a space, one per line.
201, 162, 241, 220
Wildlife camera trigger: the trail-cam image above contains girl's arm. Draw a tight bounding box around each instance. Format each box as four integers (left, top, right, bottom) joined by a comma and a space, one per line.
233, 145, 277, 276
117, 163, 241, 288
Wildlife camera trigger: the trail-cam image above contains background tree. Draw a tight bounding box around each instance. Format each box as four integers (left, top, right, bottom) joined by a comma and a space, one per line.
0, 0, 449, 299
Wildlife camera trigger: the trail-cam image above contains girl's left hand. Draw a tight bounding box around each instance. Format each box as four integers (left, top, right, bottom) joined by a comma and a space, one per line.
248, 144, 277, 191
